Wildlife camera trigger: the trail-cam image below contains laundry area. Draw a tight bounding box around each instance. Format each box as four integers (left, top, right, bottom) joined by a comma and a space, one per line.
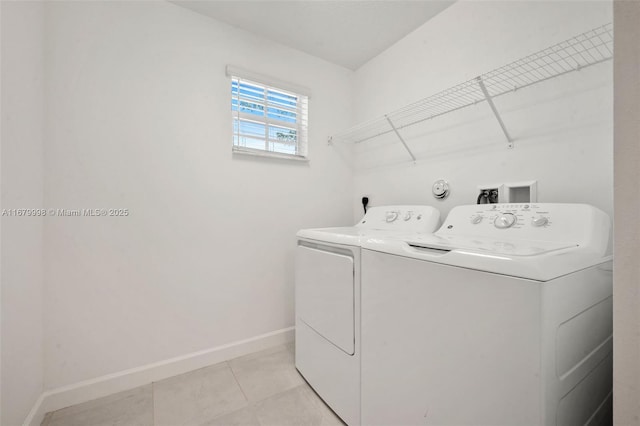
2, 1, 638, 426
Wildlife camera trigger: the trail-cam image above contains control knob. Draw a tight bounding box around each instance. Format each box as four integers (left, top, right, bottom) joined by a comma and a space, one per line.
404, 212, 412, 221
532, 216, 549, 227
386, 211, 399, 223
470, 215, 483, 224
494, 212, 517, 229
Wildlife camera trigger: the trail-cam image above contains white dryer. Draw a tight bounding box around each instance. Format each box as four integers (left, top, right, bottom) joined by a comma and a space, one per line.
360, 203, 612, 426
295, 205, 441, 426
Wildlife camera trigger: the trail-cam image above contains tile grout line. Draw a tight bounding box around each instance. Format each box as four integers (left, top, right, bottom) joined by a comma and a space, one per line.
204, 360, 265, 424
230, 346, 304, 405
43, 345, 310, 426
225, 351, 302, 408
226, 360, 251, 405
151, 381, 156, 426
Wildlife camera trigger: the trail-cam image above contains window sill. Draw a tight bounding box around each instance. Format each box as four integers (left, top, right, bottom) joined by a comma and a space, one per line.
232, 146, 309, 162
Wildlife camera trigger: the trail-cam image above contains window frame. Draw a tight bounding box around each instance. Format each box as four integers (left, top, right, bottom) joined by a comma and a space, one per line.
227, 66, 310, 161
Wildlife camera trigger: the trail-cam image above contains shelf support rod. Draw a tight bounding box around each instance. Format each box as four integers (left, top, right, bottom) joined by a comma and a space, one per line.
385, 115, 417, 162
476, 76, 514, 149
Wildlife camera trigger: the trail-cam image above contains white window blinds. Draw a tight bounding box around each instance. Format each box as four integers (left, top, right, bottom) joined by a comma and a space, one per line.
228, 67, 309, 160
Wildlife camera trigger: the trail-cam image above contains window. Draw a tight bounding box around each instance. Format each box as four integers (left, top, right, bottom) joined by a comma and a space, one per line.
228, 66, 309, 160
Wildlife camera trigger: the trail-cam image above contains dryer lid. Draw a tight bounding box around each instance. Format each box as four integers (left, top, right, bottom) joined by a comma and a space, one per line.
297, 205, 441, 246
297, 227, 399, 246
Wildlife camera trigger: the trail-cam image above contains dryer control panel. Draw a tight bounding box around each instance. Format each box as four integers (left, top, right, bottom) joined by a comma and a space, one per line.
437, 203, 610, 255
357, 205, 441, 233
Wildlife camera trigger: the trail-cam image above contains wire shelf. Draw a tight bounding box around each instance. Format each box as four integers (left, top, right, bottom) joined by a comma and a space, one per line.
332, 23, 613, 147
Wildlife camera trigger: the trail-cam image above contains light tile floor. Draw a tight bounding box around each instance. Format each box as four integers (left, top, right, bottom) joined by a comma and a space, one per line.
41, 343, 345, 426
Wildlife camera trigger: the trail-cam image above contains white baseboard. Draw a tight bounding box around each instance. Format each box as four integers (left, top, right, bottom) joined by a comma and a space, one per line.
23, 327, 295, 426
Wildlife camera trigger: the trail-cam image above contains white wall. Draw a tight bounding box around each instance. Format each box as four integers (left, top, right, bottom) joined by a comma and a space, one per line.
351, 1, 613, 226
4, 1, 623, 422
613, 1, 640, 423
43, 0, 353, 389
1, 1, 46, 424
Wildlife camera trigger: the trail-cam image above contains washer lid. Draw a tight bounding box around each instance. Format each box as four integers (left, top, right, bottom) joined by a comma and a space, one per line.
433, 203, 610, 257
362, 237, 610, 281
406, 234, 578, 257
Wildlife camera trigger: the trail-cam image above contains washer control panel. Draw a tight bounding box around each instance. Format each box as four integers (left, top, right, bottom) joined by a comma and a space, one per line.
463, 204, 552, 231
437, 203, 610, 252
357, 205, 441, 233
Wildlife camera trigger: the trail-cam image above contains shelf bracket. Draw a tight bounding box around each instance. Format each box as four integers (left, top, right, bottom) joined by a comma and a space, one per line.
385, 115, 417, 162
476, 76, 514, 149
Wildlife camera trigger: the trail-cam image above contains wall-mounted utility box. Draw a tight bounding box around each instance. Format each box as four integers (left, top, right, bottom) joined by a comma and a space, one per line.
478, 181, 537, 204
477, 183, 503, 204
505, 181, 537, 203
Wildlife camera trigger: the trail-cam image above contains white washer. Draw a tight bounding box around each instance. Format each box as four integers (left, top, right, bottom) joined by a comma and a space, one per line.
295, 205, 441, 426
360, 203, 612, 426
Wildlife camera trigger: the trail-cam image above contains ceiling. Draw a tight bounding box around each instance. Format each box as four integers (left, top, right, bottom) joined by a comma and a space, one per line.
170, 1, 454, 70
